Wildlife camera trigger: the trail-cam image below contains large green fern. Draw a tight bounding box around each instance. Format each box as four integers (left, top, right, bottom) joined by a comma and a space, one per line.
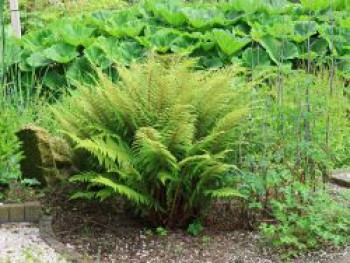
53, 56, 249, 227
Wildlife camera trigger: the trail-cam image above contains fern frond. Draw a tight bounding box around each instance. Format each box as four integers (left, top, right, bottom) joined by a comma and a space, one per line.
200, 163, 236, 180
178, 153, 211, 168
53, 55, 249, 227
135, 127, 179, 173
161, 104, 196, 155
66, 132, 133, 174
70, 191, 96, 200
69, 172, 97, 183
205, 188, 247, 199
95, 188, 115, 201
157, 171, 178, 186
213, 108, 248, 134
92, 175, 152, 206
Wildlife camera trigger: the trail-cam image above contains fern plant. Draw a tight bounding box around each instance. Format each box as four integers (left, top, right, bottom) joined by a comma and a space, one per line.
53, 57, 249, 227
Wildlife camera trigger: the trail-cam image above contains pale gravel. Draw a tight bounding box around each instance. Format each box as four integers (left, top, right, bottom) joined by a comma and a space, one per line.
0, 223, 67, 263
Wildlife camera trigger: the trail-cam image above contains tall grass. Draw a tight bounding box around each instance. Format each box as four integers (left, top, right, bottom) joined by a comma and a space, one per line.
0, 0, 5, 85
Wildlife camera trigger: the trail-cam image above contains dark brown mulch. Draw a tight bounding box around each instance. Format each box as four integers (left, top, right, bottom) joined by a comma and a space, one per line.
43, 185, 349, 263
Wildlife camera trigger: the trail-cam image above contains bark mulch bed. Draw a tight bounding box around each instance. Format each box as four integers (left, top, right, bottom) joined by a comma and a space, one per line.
43, 185, 349, 263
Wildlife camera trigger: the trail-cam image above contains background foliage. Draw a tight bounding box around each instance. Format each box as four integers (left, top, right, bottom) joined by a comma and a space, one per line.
2, 0, 350, 93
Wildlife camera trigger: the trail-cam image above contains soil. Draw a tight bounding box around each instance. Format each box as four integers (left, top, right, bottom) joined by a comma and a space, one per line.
0, 182, 43, 204
44, 185, 350, 263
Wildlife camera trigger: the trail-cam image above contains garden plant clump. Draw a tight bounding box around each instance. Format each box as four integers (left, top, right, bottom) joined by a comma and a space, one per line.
53, 57, 249, 228
0, 0, 349, 262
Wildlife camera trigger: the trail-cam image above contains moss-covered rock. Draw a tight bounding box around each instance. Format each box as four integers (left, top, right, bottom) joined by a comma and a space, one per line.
16, 124, 76, 187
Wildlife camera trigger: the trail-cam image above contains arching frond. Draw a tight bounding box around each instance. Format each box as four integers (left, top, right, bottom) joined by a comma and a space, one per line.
92, 175, 153, 206
135, 127, 179, 174
53, 56, 249, 227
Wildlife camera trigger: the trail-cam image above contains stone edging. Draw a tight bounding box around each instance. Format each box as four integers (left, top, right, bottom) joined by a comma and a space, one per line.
332, 168, 350, 174
0, 201, 41, 223
331, 168, 350, 188
39, 215, 93, 263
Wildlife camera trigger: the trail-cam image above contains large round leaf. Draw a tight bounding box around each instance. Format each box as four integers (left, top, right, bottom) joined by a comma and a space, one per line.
145, 28, 181, 53
155, 4, 187, 27
104, 10, 144, 38
184, 9, 226, 29
54, 22, 95, 46
44, 43, 78, 64
258, 35, 299, 64
21, 29, 56, 52
291, 21, 317, 43
67, 57, 97, 85
27, 52, 52, 68
213, 29, 250, 56
85, 45, 112, 69
242, 47, 270, 68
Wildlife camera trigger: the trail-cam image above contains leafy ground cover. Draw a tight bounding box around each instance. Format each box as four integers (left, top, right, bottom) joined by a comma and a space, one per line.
2, 0, 350, 93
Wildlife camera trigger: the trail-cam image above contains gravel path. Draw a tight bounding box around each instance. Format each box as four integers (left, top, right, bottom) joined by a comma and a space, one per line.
0, 223, 67, 263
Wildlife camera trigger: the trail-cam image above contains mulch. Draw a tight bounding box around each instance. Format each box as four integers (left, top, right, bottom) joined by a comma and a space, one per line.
43, 184, 349, 263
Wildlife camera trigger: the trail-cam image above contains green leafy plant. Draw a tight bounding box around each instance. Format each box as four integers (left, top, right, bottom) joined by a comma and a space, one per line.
202, 235, 211, 243
0, 107, 23, 186
156, 227, 168, 236
260, 183, 350, 258
187, 220, 203, 236
233, 68, 350, 256
3, 0, 349, 93
53, 57, 249, 227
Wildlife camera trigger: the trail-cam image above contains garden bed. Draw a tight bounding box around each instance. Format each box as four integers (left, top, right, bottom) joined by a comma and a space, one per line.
45, 185, 350, 263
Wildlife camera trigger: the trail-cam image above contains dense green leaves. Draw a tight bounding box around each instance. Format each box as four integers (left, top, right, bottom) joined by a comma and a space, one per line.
85, 45, 112, 69
43, 43, 78, 64
105, 13, 145, 37
27, 52, 51, 67
213, 29, 250, 56
242, 47, 270, 68
53, 58, 249, 227
53, 22, 95, 46
258, 35, 299, 64
3, 0, 350, 92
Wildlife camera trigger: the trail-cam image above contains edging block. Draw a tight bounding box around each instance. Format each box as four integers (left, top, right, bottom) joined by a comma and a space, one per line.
9, 203, 25, 222
331, 173, 350, 188
25, 201, 42, 222
0, 204, 9, 223
39, 216, 94, 263
0, 202, 41, 223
